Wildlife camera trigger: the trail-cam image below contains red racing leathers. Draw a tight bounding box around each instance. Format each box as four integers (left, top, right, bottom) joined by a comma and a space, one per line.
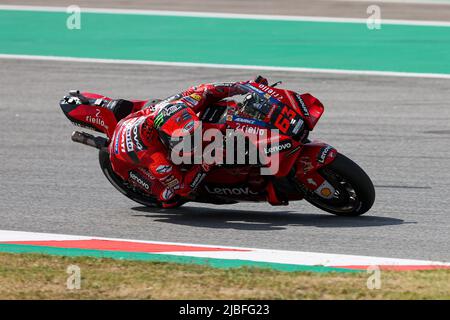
109, 81, 248, 206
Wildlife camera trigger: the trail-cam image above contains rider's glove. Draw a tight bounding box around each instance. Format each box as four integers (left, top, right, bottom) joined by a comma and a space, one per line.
254, 75, 269, 85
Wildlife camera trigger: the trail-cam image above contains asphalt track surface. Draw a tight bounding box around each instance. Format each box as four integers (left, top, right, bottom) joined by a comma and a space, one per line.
4, 0, 450, 20
1, 58, 449, 261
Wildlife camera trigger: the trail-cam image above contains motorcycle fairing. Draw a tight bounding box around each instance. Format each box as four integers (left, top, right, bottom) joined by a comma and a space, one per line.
244, 82, 325, 131
295, 141, 338, 197
60, 101, 118, 138
60, 83, 337, 203
60, 92, 148, 139
196, 166, 267, 202
292, 93, 324, 130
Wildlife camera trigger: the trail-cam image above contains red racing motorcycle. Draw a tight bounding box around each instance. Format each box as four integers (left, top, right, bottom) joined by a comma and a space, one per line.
60, 79, 375, 216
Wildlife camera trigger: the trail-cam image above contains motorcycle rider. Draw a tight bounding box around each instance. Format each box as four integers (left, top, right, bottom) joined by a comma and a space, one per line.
109, 76, 285, 207
110, 79, 245, 207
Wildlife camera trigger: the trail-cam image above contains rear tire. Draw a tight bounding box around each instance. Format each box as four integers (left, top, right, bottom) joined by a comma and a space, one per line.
305, 153, 375, 216
98, 150, 162, 208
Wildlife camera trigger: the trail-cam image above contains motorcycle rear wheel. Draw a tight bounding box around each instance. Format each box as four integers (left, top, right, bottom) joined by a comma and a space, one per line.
304, 153, 375, 216
98, 150, 163, 208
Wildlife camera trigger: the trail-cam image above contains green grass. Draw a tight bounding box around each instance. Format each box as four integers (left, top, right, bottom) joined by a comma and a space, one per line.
0, 252, 449, 299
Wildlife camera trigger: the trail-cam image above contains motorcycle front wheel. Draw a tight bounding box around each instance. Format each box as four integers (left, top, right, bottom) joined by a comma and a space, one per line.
304, 153, 375, 216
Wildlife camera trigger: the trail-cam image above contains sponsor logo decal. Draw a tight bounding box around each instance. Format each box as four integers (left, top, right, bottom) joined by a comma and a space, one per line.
129, 170, 151, 190
213, 82, 234, 87
125, 125, 134, 152
84, 108, 108, 130
113, 131, 120, 154
235, 124, 266, 136
320, 187, 332, 197
264, 140, 292, 155
205, 185, 258, 196
154, 104, 185, 128
183, 120, 195, 132
294, 94, 310, 117
154, 113, 165, 128
85, 115, 105, 127
132, 120, 146, 151
119, 117, 143, 153
156, 165, 172, 174
190, 172, 206, 189
232, 116, 267, 127
314, 180, 335, 199
292, 118, 304, 135
318, 145, 334, 164
257, 84, 284, 100
233, 117, 256, 125
161, 93, 182, 104
120, 137, 126, 153
163, 103, 184, 116
190, 93, 202, 101
161, 188, 174, 201
161, 175, 180, 189
182, 96, 198, 106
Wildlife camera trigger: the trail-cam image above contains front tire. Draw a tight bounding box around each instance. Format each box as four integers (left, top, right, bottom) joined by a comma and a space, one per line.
304, 153, 375, 216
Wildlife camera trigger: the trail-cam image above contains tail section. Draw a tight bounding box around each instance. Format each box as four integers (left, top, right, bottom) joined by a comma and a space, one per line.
59, 90, 135, 139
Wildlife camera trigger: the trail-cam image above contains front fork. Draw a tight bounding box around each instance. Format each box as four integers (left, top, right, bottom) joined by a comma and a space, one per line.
294, 142, 338, 199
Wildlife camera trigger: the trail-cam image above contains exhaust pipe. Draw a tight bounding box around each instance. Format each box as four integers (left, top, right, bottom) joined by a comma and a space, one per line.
71, 131, 108, 150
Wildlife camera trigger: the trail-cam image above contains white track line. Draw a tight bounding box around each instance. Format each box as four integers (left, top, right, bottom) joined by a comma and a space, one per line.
0, 5, 450, 27
0, 230, 449, 268
1, 54, 449, 80
341, 0, 450, 5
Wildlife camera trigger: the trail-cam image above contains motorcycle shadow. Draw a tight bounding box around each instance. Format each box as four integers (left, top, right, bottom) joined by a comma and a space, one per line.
130, 206, 407, 231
